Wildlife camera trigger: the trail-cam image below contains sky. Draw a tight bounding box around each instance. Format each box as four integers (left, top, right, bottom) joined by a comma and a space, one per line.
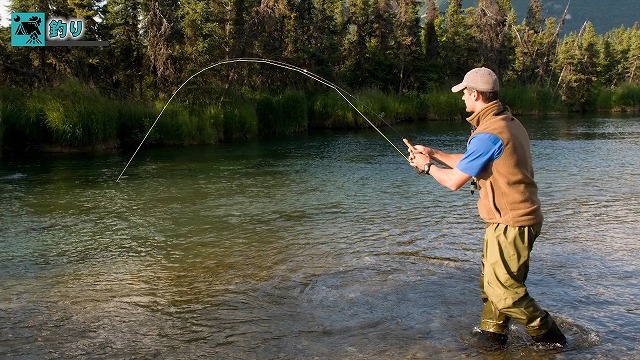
0, 2, 9, 28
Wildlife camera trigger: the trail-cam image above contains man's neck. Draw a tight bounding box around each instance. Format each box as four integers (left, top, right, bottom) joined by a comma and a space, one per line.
470, 101, 490, 115
467, 100, 502, 127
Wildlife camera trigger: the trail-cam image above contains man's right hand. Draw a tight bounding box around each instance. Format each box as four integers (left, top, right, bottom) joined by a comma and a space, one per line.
413, 144, 434, 156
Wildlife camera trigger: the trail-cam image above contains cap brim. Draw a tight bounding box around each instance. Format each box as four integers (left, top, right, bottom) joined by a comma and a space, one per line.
451, 82, 466, 93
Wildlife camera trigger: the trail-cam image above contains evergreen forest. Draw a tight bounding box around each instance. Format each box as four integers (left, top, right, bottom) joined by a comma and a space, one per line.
1, 0, 640, 152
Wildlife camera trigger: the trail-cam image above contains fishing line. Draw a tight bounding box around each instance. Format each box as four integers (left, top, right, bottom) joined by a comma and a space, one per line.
116, 58, 410, 182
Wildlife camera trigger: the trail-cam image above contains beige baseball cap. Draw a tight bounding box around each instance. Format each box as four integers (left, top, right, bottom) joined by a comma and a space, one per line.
451, 67, 499, 93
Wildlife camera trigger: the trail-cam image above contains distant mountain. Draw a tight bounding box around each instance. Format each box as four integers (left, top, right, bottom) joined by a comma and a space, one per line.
448, 0, 640, 34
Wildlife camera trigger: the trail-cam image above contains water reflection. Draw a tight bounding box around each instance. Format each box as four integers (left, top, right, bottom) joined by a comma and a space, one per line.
522, 114, 640, 140
1, 115, 639, 359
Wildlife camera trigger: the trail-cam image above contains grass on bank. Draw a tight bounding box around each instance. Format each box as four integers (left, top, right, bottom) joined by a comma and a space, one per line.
1, 81, 639, 154
596, 83, 640, 111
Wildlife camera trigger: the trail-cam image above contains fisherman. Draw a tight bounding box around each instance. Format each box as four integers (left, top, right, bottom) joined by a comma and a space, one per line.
407, 67, 567, 349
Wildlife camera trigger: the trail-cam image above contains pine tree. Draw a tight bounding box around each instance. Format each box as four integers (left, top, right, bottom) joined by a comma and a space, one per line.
444, 0, 463, 41
440, 0, 473, 81
556, 22, 600, 111
178, 0, 228, 73
394, 0, 421, 93
597, 33, 620, 87
146, 1, 176, 94
365, 0, 398, 91
339, 0, 371, 88
283, 0, 340, 82
309, 0, 341, 81
623, 26, 640, 83
423, 0, 439, 60
5, 0, 50, 84
101, 0, 145, 97
472, 0, 510, 75
525, 0, 542, 32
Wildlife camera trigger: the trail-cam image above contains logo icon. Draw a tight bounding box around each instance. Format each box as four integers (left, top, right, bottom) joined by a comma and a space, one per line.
11, 12, 45, 47
10, 13, 106, 47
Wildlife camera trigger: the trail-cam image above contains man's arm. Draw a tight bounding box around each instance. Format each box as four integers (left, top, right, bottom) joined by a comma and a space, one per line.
409, 152, 471, 191
412, 144, 463, 169
428, 165, 471, 191
408, 133, 503, 191
430, 149, 464, 169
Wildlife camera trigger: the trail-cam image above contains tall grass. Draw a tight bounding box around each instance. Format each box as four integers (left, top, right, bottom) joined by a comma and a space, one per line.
595, 87, 614, 111
354, 89, 400, 126
0, 87, 50, 152
308, 89, 433, 128
1, 81, 120, 150
593, 83, 640, 112
115, 100, 157, 147
256, 90, 308, 135
148, 102, 223, 145
611, 83, 640, 110
3, 81, 639, 155
0, 97, 3, 151
501, 85, 562, 114
38, 81, 117, 147
222, 100, 259, 141
308, 90, 358, 128
423, 91, 466, 120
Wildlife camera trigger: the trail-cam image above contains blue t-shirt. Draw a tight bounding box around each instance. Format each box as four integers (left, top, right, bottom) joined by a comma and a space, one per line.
456, 133, 504, 177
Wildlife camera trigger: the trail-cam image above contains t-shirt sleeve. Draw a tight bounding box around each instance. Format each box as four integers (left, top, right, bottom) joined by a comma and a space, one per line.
456, 133, 504, 177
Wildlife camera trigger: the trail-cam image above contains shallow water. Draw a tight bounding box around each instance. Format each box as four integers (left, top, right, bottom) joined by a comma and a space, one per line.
1, 115, 639, 359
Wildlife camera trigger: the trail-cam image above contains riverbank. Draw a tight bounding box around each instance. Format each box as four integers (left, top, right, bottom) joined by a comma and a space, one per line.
1, 81, 639, 155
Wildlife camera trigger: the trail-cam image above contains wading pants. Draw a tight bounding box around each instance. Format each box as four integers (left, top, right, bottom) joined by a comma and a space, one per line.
479, 223, 555, 337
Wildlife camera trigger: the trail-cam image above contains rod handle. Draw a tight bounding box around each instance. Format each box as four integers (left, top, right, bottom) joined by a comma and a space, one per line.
403, 138, 450, 169
403, 138, 417, 153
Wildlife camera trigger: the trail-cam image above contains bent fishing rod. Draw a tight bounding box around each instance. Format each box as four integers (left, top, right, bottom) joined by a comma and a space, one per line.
116, 58, 419, 182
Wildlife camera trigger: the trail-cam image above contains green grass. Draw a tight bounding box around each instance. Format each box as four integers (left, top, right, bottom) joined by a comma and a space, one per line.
2, 81, 639, 155
308, 89, 432, 128
222, 100, 259, 141
593, 83, 640, 112
501, 85, 563, 114
423, 91, 466, 120
0, 87, 50, 152
115, 100, 157, 147
308, 90, 358, 128
611, 83, 640, 110
256, 90, 308, 135
2, 81, 119, 149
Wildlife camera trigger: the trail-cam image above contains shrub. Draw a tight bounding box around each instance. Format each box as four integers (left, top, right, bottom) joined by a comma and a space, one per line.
611, 83, 640, 109
223, 101, 258, 140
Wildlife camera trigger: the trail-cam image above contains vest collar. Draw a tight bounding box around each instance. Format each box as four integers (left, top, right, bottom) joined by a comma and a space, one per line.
466, 100, 505, 128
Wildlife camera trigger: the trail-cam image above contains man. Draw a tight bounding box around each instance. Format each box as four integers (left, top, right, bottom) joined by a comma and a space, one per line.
407, 67, 567, 348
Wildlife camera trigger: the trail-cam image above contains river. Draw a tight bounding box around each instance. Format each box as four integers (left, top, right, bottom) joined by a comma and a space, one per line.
1, 115, 639, 359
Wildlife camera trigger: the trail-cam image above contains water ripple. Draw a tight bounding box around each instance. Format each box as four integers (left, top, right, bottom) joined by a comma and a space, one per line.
1, 117, 639, 358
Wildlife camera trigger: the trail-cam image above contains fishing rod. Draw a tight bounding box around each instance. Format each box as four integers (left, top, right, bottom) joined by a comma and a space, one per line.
116, 58, 414, 182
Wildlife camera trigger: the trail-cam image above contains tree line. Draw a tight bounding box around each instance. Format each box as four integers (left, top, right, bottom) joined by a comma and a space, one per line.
1, 0, 640, 119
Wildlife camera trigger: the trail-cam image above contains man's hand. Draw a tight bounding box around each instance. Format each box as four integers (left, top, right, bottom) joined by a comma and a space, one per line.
413, 144, 434, 157
407, 145, 432, 173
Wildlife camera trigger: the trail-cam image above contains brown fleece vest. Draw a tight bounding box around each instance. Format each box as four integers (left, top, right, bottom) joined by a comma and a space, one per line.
467, 101, 543, 226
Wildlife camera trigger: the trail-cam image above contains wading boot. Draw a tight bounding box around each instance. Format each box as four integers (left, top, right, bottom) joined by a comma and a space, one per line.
531, 322, 567, 347
477, 330, 508, 350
